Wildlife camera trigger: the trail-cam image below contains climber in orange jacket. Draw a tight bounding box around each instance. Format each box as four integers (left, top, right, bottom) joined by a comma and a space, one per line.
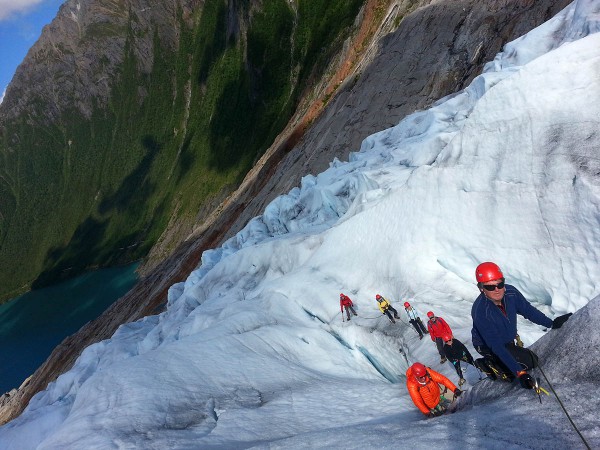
406, 362, 462, 418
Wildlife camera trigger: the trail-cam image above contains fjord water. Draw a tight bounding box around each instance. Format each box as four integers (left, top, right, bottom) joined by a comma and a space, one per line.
0, 263, 139, 394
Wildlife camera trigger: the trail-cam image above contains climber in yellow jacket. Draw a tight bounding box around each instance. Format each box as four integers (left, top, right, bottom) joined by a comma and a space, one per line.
375, 294, 400, 324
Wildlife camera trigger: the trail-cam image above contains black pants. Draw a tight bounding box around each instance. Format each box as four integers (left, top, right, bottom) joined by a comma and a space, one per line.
382, 306, 399, 322
409, 319, 423, 337
417, 318, 428, 334
449, 355, 476, 377
343, 305, 357, 320
434, 337, 445, 358
445, 342, 475, 377
450, 360, 463, 378
383, 306, 399, 319
475, 343, 538, 374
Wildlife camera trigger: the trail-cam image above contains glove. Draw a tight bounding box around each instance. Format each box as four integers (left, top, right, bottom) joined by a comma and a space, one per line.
428, 407, 445, 417
552, 313, 572, 329
517, 371, 534, 389
515, 334, 524, 347
454, 388, 463, 397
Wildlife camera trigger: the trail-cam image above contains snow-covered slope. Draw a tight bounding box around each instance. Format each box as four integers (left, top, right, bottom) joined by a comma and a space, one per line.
1, 0, 600, 448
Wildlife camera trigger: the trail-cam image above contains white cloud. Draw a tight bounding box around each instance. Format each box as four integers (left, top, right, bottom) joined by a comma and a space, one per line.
0, 0, 45, 21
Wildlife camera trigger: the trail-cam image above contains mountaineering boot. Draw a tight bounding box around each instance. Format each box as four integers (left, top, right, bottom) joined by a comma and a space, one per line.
394, 314, 400, 319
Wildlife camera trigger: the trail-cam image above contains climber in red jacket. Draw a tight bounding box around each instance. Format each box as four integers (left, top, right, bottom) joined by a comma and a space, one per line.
426, 311, 453, 364
339, 293, 358, 321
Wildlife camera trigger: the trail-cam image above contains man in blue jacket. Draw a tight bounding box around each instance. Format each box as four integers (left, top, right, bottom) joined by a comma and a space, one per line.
471, 262, 572, 389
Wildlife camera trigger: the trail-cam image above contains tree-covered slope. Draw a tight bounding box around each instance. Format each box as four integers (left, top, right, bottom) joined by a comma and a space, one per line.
0, 0, 365, 301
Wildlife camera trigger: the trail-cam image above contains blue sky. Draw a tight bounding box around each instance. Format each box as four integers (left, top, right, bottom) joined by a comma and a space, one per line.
0, 0, 64, 103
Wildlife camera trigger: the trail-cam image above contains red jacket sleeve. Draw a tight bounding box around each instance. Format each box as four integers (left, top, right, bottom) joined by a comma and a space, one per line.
440, 318, 452, 336
427, 321, 435, 341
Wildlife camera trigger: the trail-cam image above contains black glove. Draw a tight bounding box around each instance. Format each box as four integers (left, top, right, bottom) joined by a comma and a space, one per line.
552, 313, 572, 329
454, 389, 462, 397
518, 372, 534, 389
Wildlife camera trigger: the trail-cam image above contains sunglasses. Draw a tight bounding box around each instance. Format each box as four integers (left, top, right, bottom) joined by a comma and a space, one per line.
482, 280, 505, 291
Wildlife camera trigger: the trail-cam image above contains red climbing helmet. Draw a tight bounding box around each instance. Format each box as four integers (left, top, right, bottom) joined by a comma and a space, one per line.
442, 333, 453, 342
412, 362, 427, 378
404, 301, 410, 308
475, 262, 504, 283
376, 294, 382, 300
427, 311, 435, 318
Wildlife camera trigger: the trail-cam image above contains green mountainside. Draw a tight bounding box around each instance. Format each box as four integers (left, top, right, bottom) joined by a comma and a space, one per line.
0, 0, 365, 302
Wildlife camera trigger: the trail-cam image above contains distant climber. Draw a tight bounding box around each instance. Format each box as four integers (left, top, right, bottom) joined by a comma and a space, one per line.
406, 362, 462, 418
376, 294, 400, 324
426, 311, 453, 364
403, 302, 428, 339
340, 293, 358, 321
441, 334, 476, 386
472, 261, 572, 387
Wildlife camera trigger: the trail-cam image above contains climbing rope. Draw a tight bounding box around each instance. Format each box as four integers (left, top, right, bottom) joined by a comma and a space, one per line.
537, 364, 591, 450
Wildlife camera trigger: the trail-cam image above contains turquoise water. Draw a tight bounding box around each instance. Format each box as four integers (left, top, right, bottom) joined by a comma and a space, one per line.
0, 263, 139, 394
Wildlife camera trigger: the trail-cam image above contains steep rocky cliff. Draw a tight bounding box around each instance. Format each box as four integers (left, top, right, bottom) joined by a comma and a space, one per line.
0, 0, 571, 425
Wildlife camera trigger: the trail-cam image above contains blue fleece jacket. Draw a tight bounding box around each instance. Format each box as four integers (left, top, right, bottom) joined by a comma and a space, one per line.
471, 284, 553, 375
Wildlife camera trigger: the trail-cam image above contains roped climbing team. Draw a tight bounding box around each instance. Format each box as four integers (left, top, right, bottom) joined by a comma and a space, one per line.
337, 261, 573, 418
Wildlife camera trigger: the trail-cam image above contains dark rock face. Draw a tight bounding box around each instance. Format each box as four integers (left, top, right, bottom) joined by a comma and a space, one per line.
215, 0, 571, 242
0, 0, 571, 424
